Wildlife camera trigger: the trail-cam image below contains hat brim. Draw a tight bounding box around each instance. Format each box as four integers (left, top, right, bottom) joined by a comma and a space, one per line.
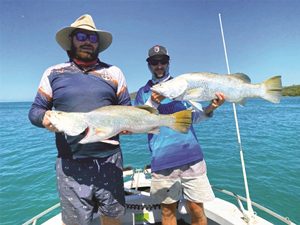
56, 26, 112, 53
146, 55, 170, 62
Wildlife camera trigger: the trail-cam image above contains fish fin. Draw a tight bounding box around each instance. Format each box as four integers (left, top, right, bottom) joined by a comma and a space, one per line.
261, 76, 282, 103
174, 92, 186, 100
169, 109, 192, 133
148, 128, 160, 134
237, 98, 247, 106
188, 100, 203, 110
230, 73, 251, 83
135, 105, 159, 115
79, 137, 119, 145
100, 139, 120, 145
185, 88, 204, 100
95, 128, 105, 134
79, 127, 113, 144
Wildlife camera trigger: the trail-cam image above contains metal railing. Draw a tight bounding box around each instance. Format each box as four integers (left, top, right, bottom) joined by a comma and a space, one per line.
22, 203, 60, 225
22, 185, 296, 225
212, 186, 296, 225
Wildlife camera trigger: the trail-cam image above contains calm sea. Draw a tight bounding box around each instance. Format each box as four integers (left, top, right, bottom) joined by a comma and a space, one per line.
0, 98, 299, 225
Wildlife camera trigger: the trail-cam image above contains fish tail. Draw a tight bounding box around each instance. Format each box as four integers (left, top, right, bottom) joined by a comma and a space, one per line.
169, 109, 192, 133
262, 76, 282, 103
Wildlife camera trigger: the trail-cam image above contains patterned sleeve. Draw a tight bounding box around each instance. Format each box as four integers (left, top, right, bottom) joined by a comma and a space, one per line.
134, 87, 148, 106
115, 67, 131, 106
28, 68, 53, 128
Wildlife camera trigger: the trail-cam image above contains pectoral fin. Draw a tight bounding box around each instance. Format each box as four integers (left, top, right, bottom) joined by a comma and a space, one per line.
135, 105, 159, 115
79, 126, 114, 144
188, 100, 203, 110
237, 98, 247, 106
100, 139, 120, 145
185, 88, 204, 100
148, 127, 160, 134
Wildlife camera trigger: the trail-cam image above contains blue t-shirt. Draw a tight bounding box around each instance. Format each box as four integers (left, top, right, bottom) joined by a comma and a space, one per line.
134, 79, 211, 172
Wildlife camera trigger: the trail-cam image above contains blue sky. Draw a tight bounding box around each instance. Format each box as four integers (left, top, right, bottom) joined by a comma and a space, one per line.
1, 0, 299, 102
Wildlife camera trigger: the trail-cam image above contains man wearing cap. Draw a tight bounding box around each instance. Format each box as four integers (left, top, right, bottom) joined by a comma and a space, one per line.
134, 45, 225, 225
28, 15, 130, 225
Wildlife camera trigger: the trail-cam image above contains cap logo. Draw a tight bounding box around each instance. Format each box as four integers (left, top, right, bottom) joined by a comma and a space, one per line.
154, 46, 160, 53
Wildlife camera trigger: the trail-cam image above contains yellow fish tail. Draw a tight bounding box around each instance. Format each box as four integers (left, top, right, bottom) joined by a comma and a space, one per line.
262, 76, 282, 103
169, 109, 192, 133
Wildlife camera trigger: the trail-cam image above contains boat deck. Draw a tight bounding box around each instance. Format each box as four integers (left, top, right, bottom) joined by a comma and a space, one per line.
154, 219, 219, 225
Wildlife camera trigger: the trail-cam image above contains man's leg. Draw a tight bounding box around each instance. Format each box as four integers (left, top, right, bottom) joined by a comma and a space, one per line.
186, 201, 207, 225
161, 202, 177, 225
96, 152, 125, 225
100, 216, 121, 225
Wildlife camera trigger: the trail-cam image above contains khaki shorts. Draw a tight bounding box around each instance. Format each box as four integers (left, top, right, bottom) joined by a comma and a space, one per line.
150, 160, 215, 204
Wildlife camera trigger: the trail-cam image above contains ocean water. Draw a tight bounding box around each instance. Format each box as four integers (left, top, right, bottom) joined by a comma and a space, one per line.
0, 98, 299, 225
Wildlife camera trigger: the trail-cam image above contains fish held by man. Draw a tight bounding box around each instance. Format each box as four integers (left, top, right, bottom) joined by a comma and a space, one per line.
47, 105, 192, 145
151, 72, 282, 105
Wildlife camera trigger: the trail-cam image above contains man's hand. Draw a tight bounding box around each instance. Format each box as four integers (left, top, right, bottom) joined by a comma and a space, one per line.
119, 130, 132, 135
205, 92, 225, 115
151, 92, 165, 104
42, 111, 59, 132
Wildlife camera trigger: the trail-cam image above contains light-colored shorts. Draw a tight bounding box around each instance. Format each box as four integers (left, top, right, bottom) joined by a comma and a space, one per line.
150, 160, 215, 204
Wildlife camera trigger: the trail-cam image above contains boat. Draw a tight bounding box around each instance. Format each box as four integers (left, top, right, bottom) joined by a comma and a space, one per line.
22, 165, 296, 225
22, 14, 296, 225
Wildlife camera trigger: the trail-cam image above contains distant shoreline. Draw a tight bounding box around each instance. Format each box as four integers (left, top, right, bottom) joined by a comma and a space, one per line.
1, 85, 299, 103
282, 85, 300, 96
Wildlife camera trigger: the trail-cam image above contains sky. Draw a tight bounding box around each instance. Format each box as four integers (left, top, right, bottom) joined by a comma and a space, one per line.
0, 0, 299, 102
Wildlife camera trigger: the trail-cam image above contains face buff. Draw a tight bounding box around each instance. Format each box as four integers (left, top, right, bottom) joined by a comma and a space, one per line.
149, 64, 170, 84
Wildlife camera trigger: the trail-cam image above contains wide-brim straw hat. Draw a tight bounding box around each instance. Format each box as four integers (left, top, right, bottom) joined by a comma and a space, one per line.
56, 14, 112, 53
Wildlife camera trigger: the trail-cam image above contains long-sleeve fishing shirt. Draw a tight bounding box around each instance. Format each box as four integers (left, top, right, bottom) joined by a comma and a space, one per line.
28, 60, 131, 159
134, 78, 212, 172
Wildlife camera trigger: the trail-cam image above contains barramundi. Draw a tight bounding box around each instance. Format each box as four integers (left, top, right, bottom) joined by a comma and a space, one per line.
48, 105, 192, 145
151, 72, 282, 104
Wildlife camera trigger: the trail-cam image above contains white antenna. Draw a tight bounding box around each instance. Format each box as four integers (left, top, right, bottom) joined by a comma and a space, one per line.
218, 13, 255, 222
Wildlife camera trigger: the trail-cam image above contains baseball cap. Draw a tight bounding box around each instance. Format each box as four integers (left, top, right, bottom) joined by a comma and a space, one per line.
146, 45, 170, 62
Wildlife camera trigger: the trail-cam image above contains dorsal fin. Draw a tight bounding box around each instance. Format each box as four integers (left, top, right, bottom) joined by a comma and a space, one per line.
135, 105, 159, 115
230, 73, 251, 83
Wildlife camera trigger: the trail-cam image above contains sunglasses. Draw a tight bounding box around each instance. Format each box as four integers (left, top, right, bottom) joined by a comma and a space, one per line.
74, 32, 98, 43
148, 58, 169, 66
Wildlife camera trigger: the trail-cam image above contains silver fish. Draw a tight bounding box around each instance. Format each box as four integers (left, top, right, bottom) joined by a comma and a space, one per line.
151, 72, 282, 104
48, 105, 192, 145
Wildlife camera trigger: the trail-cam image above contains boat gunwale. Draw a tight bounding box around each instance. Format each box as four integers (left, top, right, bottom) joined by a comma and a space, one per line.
22, 179, 296, 225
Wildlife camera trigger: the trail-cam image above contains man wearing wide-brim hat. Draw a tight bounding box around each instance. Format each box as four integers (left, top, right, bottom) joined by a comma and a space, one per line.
29, 14, 131, 225
56, 14, 112, 55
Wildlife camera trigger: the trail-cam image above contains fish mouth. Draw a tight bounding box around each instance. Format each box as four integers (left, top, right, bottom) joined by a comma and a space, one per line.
78, 127, 90, 143
84, 127, 90, 135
